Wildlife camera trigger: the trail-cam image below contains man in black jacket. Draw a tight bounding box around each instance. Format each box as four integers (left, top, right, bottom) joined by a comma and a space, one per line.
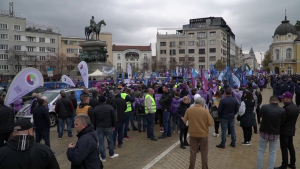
69, 90, 78, 128
158, 85, 173, 139
257, 96, 285, 169
33, 96, 51, 148
0, 98, 15, 148
93, 96, 118, 162
67, 114, 103, 169
275, 92, 299, 169
55, 92, 74, 139
89, 89, 99, 108
0, 119, 59, 169
111, 90, 127, 148
216, 88, 239, 148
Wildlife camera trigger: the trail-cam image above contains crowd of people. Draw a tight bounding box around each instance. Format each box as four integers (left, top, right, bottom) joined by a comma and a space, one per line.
0, 73, 299, 169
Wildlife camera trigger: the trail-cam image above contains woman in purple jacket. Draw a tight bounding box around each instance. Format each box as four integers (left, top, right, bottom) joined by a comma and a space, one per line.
171, 91, 182, 133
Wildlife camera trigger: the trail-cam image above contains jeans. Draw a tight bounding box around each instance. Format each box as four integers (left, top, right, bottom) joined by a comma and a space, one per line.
163, 110, 172, 137
96, 127, 114, 159
71, 109, 76, 128
58, 118, 72, 138
242, 127, 252, 143
146, 113, 155, 139
257, 136, 279, 169
214, 121, 220, 134
113, 121, 124, 146
128, 111, 136, 128
172, 113, 179, 131
220, 118, 236, 146
137, 115, 147, 131
280, 135, 296, 167
35, 129, 50, 147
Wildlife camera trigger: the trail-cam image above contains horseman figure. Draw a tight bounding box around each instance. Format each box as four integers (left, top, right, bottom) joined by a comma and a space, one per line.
85, 16, 106, 40
90, 16, 96, 32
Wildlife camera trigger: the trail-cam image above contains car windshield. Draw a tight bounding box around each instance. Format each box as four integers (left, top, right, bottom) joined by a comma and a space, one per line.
42, 92, 59, 103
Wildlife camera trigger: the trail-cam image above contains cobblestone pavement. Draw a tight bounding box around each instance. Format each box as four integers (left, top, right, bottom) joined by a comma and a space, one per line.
52, 88, 300, 169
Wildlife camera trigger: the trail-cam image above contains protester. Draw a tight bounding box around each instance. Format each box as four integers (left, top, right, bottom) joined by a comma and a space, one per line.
76, 94, 94, 122
0, 98, 15, 148
68, 90, 78, 128
211, 91, 222, 137
67, 114, 103, 169
89, 89, 100, 108
155, 87, 164, 132
295, 79, 300, 107
158, 85, 173, 139
93, 96, 118, 162
136, 93, 147, 132
275, 92, 299, 169
257, 96, 285, 169
216, 88, 239, 148
176, 96, 190, 149
80, 88, 89, 101
0, 119, 59, 169
12, 98, 23, 114
145, 88, 158, 141
183, 97, 213, 169
171, 91, 182, 134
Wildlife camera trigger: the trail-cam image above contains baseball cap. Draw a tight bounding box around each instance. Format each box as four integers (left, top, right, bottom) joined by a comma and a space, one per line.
279, 92, 293, 99
14, 119, 33, 131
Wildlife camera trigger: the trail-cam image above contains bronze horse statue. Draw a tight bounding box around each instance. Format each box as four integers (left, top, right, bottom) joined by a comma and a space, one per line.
85, 20, 106, 40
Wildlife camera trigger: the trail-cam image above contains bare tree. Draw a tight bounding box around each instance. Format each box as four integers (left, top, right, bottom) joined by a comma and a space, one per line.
140, 56, 151, 73
158, 57, 167, 73
179, 54, 194, 72
7, 48, 28, 73
151, 56, 157, 71
44, 54, 77, 76
169, 57, 178, 71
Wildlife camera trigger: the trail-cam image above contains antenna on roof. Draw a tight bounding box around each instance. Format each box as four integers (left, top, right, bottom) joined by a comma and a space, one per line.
285, 7, 287, 20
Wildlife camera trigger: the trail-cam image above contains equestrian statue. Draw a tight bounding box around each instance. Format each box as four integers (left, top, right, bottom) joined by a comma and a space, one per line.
85, 16, 106, 40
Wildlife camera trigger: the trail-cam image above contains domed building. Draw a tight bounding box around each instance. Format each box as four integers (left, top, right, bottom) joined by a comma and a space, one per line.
270, 15, 300, 74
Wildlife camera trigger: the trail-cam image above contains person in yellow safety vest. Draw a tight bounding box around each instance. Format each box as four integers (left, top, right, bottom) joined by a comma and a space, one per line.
76, 95, 94, 124
144, 88, 158, 141
121, 89, 137, 138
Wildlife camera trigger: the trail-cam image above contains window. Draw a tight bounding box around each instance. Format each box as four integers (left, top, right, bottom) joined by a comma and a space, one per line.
144, 54, 147, 59
50, 38, 55, 44
179, 49, 185, 54
170, 41, 175, 47
39, 37, 45, 43
188, 41, 194, 46
67, 48, 77, 53
117, 54, 121, 60
39, 47, 45, 52
161, 58, 166, 62
27, 47, 35, 52
209, 48, 216, 53
0, 54, 8, 60
14, 25, 21, 31
286, 66, 292, 75
0, 34, 8, 40
39, 65, 46, 71
275, 49, 280, 60
188, 33, 195, 37
160, 42, 166, 46
39, 56, 45, 61
199, 65, 205, 69
209, 40, 216, 45
28, 37, 35, 42
48, 48, 56, 53
0, 23, 8, 29
117, 63, 121, 70
199, 49, 205, 54
14, 35, 21, 41
198, 40, 205, 46
14, 45, 21, 51
160, 50, 166, 54
79, 49, 82, 53
199, 57, 205, 62
179, 41, 185, 46
288, 35, 291, 39
286, 48, 292, 59
210, 32, 216, 36
188, 49, 195, 54
197, 32, 206, 38
189, 57, 194, 61
0, 44, 8, 50
209, 56, 216, 61
170, 50, 176, 55
15, 65, 22, 70
179, 57, 185, 62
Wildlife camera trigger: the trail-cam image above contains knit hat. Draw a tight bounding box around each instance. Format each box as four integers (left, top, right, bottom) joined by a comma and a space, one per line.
98, 96, 106, 103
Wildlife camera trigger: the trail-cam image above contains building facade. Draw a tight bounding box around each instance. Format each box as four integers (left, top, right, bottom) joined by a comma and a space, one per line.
243, 47, 258, 70
269, 16, 300, 74
156, 17, 240, 71
112, 45, 152, 72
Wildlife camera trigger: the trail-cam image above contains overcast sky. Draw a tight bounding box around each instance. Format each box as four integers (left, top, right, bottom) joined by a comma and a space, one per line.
1, 0, 299, 63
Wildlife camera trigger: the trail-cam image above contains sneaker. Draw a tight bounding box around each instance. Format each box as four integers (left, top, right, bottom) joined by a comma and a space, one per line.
184, 142, 190, 146
123, 136, 130, 139
58, 137, 62, 140
213, 133, 217, 137
110, 154, 119, 159
100, 158, 106, 162
68, 135, 73, 138
216, 144, 225, 149
242, 142, 251, 145
151, 137, 158, 141
180, 144, 186, 149
118, 144, 122, 148
217, 134, 220, 137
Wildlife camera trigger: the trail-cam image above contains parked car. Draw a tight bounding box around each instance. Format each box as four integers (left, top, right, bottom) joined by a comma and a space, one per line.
21, 86, 48, 102
15, 88, 83, 127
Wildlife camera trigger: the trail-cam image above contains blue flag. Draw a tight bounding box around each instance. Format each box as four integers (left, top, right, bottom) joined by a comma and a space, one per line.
224, 67, 234, 87
234, 67, 242, 83
210, 63, 217, 76
134, 72, 137, 82
243, 71, 248, 85
116, 70, 119, 85
248, 69, 253, 76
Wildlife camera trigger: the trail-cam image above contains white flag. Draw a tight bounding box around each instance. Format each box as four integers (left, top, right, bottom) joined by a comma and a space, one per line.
5, 67, 44, 105
102, 66, 114, 75
127, 64, 132, 79
176, 67, 178, 76
78, 61, 89, 88
62, 75, 75, 87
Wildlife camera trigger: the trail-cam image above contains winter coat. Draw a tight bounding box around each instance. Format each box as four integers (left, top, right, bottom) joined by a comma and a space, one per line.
176, 101, 190, 129
280, 102, 299, 136
0, 105, 15, 134
69, 95, 78, 110
218, 96, 239, 120
55, 97, 74, 118
260, 103, 285, 135
33, 105, 50, 131
159, 91, 173, 112
112, 94, 127, 122
89, 97, 100, 109
93, 103, 116, 128
239, 100, 256, 127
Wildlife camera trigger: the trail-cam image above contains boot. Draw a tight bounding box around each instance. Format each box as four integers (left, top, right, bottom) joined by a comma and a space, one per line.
184, 141, 190, 146
180, 143, 186, 149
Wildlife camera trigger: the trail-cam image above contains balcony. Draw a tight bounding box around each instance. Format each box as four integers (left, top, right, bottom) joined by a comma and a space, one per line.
157, 33, 185, 38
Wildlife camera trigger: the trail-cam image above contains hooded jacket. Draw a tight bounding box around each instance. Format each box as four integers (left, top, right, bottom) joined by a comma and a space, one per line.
0, 135, 59, 169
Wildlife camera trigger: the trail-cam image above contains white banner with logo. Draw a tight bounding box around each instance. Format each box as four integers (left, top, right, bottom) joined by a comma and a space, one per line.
145, 71, 151, 78
127, 64, 132, 79
102, 66, 114, 75
78, 61, 89, 88
61, 75, 75, 87
4, 68, 44, 105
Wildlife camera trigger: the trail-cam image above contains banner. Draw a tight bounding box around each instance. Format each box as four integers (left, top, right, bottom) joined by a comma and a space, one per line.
176, 67, 179, 76
127, 64, 132, 79
78, 61, 89, 88
102, 66, 114, 75
232, 75, 241, 88
62, 75, 75, 87
4, 68, 44, 105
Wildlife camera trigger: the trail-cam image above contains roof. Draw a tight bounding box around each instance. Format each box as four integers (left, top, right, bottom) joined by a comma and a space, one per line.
274, 18, 298, 36
295, 31, 300, 41
113, 45, 151, 51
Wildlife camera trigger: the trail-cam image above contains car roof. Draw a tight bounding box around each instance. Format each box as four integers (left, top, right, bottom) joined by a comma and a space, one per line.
44, 88, 83, 93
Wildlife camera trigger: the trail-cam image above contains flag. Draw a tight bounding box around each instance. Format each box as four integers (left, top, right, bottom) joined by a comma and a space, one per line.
232, 75, 240, 88
210, 63, 217, 76
201, 68, 208, 91
192, 68, 198, 78
77, 61, 88, 88
224, 67, 234, 87
4, 67, 44, 106
243, 71, 248, 85
134, 72, 137, 82
165, 75, 171, 84
127, 64, 132, 79
218, 72, 224, 81
62, 75, 75, 87
246, 65, 249, 71
234, 67, 242, 83
102, 66, 114, 75
72, 79, 77, 86
248, 69, 253, 76
191, 70, 195, 88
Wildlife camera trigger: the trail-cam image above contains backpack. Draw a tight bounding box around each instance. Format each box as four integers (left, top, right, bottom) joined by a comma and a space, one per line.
135, 100, 145, 114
